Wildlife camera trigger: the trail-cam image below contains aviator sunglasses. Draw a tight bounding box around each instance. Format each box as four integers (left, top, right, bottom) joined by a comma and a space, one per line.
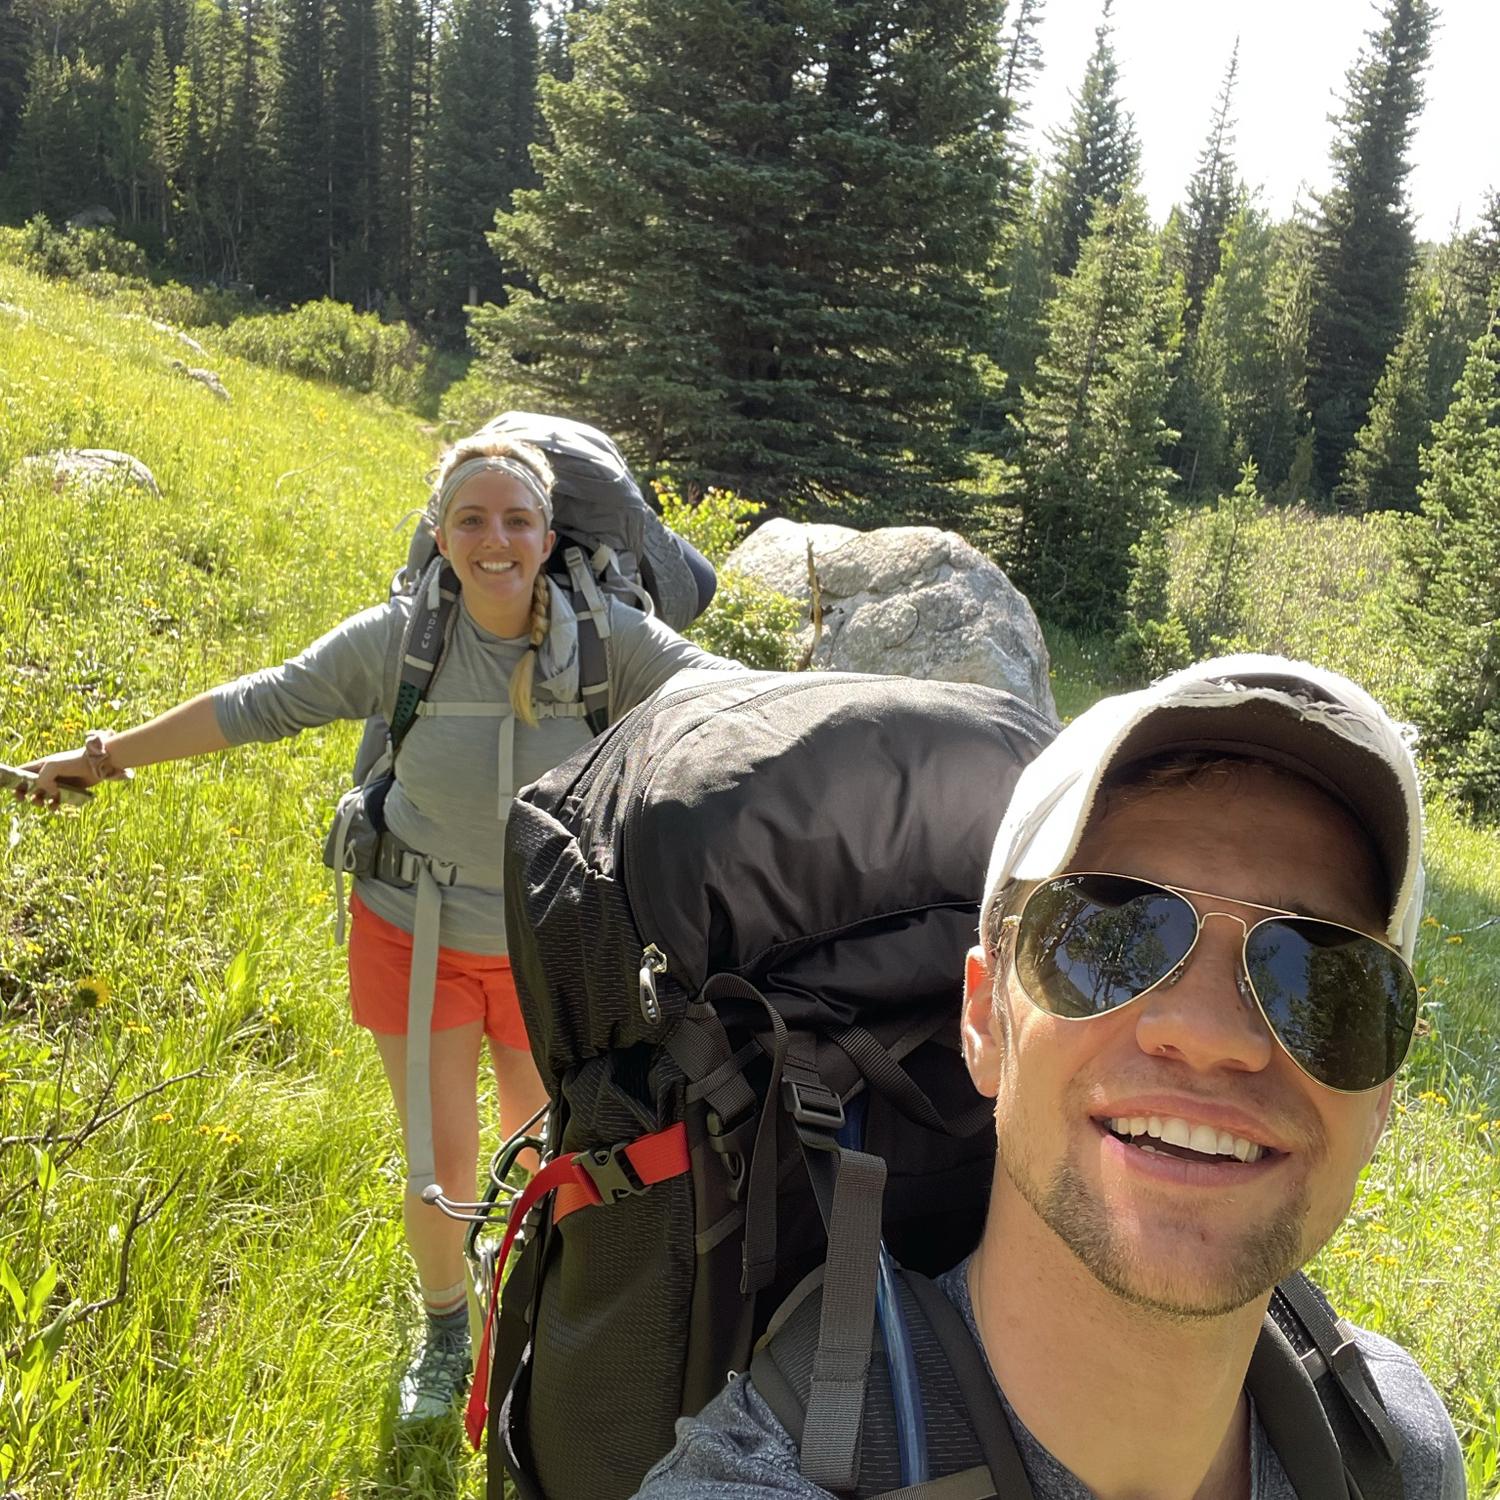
1004, 873, 1419, 1094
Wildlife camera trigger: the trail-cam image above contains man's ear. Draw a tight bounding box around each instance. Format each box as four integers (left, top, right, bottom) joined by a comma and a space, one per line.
1360, 1079, 1397, 1166
963, 945, 1002, 1097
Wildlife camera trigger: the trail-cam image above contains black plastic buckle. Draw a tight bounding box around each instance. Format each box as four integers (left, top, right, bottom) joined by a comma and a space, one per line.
576, 1142, 648, 1206
706, 1107, 756, 1203
782, 1078, 845, 1135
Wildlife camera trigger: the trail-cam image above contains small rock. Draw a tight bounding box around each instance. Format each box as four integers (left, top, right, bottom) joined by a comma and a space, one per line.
65, 205, 116, 230
20, 449, 161, 496
0, 301, 30, 323
171, 359, 230, 402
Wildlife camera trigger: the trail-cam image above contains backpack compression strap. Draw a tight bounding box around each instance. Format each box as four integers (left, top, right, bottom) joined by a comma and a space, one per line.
463, 1123, 690, 1449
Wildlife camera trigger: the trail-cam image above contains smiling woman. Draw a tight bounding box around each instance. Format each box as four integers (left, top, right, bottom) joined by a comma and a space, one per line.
16, 420, 743, 1429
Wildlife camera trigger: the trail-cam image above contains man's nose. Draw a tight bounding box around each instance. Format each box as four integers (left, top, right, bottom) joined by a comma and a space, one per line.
1132, 915, 1275, 1075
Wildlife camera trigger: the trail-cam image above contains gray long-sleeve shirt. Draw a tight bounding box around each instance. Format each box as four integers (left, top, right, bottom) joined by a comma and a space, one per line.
213, 592, 736, 953
634, 1259, 1466, 1499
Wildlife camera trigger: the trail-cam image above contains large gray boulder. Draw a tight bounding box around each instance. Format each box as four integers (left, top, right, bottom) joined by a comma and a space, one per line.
727, 518, 1057, 720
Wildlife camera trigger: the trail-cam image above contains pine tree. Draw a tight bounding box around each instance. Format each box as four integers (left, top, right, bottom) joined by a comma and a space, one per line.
474, 0, 1009, 519
12, 53, 111, 219
262, 0, 329, 299
0, 0, 29, 177
420, 0, 536, 337
1168, 204, 1307, 500
1305, 0, 1435, 498
1178, 40, 1239, 330
1454, 190, 1500, 326
1005, 189, 1182, 632
1341, 228, 1500, 513
995, 0, 1044, 202
145, 27, 179, 235
327, 0, 383, 303
109, 53, 150, 224
1038, 0, 1138, 280
380, 0, 427, 304
1398, 308, 1500, 814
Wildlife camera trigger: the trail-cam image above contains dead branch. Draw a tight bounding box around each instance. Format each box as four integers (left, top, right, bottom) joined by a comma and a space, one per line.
795, 539, 825, 672
1, 1169, 187, 1363
0, 1067, 205, 1153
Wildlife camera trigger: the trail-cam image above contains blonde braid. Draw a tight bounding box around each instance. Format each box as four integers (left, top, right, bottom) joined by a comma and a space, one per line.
508, 572, 551, 728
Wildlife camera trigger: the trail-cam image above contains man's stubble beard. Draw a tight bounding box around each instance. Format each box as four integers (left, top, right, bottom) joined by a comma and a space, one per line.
1002, 1139, 1309, 1321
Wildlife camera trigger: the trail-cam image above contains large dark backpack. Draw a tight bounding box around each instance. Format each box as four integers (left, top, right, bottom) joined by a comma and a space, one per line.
467, 671, 1057, 1500
752, 1265, 1407, 1499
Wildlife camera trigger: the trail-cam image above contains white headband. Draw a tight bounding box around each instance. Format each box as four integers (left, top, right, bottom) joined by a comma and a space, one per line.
434, 456, 553, 530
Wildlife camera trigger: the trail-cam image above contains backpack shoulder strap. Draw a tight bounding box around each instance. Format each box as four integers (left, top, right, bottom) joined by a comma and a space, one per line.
1259, 1273, 1405, 1500
902, 1273, 1033, 1500
751, 1266, 1033, 1500
575, 594, 611, 735
386, 555, 460, 757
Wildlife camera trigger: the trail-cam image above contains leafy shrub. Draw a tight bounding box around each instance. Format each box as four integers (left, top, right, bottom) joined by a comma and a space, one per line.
437, 365, 507, 431
685, 570, 804, 670
1121, 485, 1408, 703
126, 280, 248, 329
216, 299, 427, 404
13, 214, 151, 281
657, 476, 804, 669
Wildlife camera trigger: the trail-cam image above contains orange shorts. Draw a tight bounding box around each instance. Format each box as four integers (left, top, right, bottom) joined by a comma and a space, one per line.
347, 893, 530, 1052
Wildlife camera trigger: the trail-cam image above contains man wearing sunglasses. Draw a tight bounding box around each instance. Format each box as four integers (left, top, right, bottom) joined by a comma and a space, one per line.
635, 654, 1464, 1499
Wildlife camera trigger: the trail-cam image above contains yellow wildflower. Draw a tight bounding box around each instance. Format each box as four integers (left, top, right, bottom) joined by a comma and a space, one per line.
77, 976, 111, 1007
153, 1110, 174, 1124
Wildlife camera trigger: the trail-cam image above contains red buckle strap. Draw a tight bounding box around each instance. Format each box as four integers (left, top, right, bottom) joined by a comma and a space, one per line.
464, 1122, 690, 1448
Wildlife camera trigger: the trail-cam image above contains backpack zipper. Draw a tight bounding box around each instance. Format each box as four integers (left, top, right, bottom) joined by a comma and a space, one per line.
639, 943, 668, 1023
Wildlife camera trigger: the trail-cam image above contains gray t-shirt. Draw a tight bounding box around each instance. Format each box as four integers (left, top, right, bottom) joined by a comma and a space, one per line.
634, 1260, 1466, 1499
213, 592, 736, 953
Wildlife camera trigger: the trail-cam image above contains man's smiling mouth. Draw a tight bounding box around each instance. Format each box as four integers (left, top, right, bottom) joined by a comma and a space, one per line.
1102, 1115, 1271, 1164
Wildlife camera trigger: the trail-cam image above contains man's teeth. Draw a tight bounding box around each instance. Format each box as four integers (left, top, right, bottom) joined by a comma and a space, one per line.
477, 560, 515, 573
1107, 1115, 1264, 1163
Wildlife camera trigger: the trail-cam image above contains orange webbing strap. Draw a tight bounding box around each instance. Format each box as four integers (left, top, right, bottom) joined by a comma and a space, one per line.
464, 1122, 690, 1448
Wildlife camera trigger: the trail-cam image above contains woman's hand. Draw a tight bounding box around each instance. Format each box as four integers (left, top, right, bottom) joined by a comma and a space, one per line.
20, 733, 127, 808
17, 697, 229, 810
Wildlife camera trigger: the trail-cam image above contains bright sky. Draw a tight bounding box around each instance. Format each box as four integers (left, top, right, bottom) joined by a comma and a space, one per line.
1020, 0, 1497, 240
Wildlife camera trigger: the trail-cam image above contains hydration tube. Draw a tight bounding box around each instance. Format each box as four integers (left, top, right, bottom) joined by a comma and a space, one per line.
837, 1096, 928, 1486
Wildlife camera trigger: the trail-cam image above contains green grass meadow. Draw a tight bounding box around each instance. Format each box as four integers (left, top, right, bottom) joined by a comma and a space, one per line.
2, 266, 1498, 1497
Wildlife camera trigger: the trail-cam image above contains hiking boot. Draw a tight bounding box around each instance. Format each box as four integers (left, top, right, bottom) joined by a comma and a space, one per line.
396, 1321, 471, 1424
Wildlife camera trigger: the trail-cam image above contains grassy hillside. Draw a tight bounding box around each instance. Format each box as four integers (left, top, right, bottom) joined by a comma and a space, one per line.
1, 266, 1498, 1498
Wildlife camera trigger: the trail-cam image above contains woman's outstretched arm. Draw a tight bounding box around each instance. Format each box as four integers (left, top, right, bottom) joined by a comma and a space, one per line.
20, 692, 231, 805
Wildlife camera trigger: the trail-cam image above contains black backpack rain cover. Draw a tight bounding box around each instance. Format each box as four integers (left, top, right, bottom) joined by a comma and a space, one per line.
489, 670, 1055, 1500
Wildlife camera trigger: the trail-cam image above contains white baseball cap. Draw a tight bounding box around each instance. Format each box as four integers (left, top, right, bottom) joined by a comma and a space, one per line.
981, 654, 1426, 960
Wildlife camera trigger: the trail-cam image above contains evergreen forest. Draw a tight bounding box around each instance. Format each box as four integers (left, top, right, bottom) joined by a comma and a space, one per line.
6, 0, 1500, 819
